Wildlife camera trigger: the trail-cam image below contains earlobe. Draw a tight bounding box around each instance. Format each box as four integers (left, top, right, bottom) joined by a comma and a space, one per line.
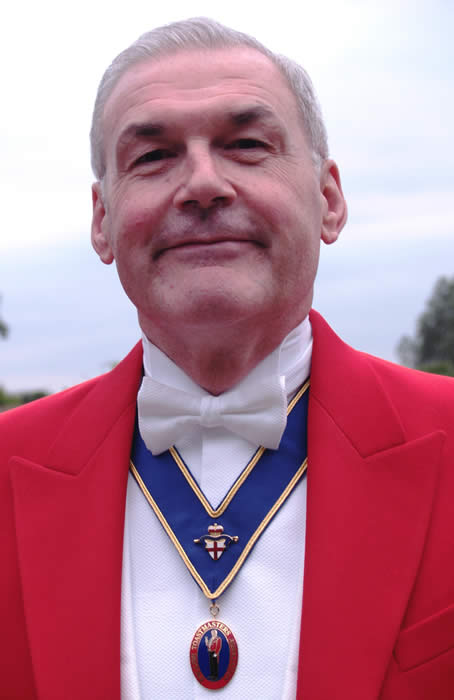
91, 182, 114, 264
320, 160, 348, 245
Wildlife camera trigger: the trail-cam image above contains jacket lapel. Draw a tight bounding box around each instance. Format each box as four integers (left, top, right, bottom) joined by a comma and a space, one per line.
297, 312, 445, 699
10, 344, 142, 700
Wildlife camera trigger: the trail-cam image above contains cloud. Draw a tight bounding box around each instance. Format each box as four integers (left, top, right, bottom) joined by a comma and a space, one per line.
345, 190, 454, 241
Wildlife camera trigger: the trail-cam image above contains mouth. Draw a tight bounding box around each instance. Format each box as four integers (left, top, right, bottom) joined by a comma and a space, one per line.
155, 237, 264, 259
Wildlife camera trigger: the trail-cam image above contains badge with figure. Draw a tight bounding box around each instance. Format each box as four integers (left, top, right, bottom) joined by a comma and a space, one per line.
190, 620, 238, 689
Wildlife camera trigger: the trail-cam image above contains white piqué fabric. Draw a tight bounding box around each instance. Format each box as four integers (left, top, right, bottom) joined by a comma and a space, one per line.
121, 317, 312, 699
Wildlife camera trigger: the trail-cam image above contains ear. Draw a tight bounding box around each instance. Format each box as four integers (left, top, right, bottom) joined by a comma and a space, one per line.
91, 182, 114, 264
319, 159, 348, 244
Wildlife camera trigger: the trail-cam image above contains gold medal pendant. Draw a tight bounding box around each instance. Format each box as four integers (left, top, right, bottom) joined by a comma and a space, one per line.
190, 602, 238, 689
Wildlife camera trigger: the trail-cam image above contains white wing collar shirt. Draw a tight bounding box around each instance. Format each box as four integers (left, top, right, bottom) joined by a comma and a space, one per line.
121, 317, 313, 700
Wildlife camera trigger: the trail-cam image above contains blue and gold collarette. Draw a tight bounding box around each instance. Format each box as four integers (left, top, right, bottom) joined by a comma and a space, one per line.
130, 379, 309, 600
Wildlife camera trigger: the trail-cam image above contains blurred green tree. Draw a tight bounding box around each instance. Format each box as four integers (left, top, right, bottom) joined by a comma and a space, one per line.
0, 295, 8, 339
0, 294, 49, 409
397, 276, 454, 376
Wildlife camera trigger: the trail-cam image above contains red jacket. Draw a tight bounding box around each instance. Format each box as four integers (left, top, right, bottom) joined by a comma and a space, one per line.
1, 311, 454, 699
207, 636, 222, 655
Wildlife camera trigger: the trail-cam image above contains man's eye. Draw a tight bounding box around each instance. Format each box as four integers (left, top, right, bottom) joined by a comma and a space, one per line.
135, 149, 176, 165
226, 139, 266, 150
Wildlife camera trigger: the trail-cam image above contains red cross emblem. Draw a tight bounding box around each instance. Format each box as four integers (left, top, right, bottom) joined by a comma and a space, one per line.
194, 523, 239, 561
205, 538, 227, 560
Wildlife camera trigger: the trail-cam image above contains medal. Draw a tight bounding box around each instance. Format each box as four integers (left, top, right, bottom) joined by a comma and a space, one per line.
190, 527, 239, 686
190, 603, 239, 689
131, 379, 309, 688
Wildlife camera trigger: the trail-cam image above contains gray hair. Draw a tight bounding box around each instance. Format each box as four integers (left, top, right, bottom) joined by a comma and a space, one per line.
90, 17, 329, 180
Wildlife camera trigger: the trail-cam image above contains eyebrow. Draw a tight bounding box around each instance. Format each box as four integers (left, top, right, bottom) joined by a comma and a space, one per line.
118, 122, 165, 145
228, 105, 278, 126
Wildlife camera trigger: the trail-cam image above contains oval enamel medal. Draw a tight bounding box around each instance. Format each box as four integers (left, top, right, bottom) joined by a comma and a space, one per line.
190, 620, 238, 689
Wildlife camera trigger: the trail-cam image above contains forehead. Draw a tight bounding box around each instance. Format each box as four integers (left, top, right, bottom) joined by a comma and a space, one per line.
103, 47, 302, 136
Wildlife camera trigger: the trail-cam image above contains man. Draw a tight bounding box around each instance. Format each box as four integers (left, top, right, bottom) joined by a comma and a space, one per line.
205, 629, 222, 680
1, 17, 454, 700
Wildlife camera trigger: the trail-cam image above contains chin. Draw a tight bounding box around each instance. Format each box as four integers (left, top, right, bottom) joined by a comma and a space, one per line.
182, 298, 259, 326
165, 283, 271, 327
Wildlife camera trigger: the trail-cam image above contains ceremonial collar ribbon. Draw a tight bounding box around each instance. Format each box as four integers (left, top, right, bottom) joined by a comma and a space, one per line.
130, 379, 309, 600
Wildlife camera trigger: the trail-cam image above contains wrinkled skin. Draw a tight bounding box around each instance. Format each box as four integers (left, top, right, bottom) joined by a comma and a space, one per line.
91, 48, 347, 392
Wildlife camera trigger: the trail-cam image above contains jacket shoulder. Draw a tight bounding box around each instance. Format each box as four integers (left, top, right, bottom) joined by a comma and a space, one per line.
309, 309, 454, 440
0, 341, 143, 463
363, 349, 454, 393
362, 351, 454, 430
0, 376, 104, 461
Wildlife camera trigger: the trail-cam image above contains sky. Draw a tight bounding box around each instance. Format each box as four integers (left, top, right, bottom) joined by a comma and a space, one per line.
1, 0, 453, 393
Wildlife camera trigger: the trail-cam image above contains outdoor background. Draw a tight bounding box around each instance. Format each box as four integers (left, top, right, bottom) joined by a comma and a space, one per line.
1, 0, 453, 394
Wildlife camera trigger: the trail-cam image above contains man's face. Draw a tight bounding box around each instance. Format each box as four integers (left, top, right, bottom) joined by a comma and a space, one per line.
92, 48, 346, 341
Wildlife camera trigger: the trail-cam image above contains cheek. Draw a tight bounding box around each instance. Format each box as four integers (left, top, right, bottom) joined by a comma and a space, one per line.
110, 201, 157, 251
247, 169, 321, 230
111, 179, 166, 226
113, 245, 152, 304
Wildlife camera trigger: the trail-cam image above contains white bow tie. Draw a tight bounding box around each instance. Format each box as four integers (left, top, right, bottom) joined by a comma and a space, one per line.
137, 373, 288, 456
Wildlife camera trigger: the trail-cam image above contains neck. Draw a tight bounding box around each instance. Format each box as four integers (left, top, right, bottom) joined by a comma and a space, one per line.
139, 314, 306, 395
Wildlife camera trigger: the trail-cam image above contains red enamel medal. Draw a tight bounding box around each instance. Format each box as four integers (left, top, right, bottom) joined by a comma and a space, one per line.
190, 616, 238, 689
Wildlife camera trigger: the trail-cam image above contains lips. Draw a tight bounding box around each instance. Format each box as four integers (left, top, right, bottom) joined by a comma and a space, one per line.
154, 233, 265, 259
163, 236, 255, 249
151, 212, 269, 260
156, 238, 262, 262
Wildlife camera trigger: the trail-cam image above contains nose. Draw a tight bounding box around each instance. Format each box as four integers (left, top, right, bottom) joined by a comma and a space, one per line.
173, 145, 236, 211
